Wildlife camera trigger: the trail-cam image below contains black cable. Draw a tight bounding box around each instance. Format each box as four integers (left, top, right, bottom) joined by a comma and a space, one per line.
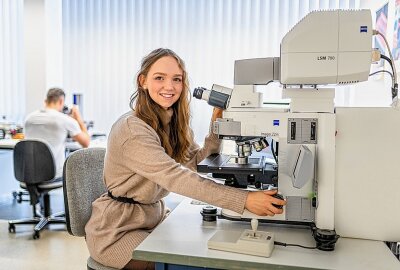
381, 55, 395, 82
265, 80, 274, 86
381, 54, 394, 71
393, 83, 398, 100
369, 70, 393, 80
274, 241, 317, 249
274, 238, 340, 250
270, 139, 278, 164
379, 54, 398, 99
374, 30, 399, 99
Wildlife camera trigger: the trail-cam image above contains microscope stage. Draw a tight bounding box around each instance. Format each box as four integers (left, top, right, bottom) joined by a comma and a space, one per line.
198, 154, 265, 171
197, 153, 278, 187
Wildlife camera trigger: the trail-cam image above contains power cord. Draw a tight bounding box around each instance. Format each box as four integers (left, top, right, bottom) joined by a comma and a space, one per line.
274, 241, 318, 249
373, 30, 399, 101
380, 54, 399, 99
381, 55, 394, 72
374, 30, 397, 78
274, 236, 341, 250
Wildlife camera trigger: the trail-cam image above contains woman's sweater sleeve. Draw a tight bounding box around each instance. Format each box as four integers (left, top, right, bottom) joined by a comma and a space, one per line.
184, 121, 222, 171
122, 123, 247, 214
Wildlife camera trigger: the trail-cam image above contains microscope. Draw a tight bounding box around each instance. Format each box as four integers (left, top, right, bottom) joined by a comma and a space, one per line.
195, 9, 400, 252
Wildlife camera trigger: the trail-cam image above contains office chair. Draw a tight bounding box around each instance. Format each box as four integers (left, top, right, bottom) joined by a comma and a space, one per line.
8, 139, 66, 239
63, 148, 118, 270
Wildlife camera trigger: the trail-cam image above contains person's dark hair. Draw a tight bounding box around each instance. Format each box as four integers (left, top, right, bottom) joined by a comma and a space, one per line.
130, 48, 192, 163
46, 88, 65, 104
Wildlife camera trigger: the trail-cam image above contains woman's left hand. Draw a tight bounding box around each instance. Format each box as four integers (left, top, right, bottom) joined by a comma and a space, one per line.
211, 108, 223, 122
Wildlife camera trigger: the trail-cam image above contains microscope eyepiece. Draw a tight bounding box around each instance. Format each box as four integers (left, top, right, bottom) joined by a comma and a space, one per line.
193, 87, 206, 100
193, 87, 231, 109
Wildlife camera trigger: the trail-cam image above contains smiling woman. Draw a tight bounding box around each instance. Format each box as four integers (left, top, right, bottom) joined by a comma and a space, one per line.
140, 57, 184, 110
84, 48, 286, 270
131, 48, 192, 163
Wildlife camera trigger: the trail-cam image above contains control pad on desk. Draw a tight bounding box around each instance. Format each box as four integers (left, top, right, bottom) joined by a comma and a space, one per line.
272, 193, 284, 209
241, 230, 273, 242
208, 229, 275, 257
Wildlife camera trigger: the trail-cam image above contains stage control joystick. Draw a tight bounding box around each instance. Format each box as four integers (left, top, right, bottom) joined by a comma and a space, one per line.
251, 218, 258, 237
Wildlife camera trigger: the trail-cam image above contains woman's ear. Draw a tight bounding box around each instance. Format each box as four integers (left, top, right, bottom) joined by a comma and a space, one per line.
139, 74, 147, 89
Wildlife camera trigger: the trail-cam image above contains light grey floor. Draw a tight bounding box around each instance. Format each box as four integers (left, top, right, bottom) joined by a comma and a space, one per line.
0, 149, 185, 269
0, 220, 89, 270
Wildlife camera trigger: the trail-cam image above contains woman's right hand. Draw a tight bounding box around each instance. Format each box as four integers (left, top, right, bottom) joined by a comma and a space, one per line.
211, 107, 223, 122
244, 190, 286, 216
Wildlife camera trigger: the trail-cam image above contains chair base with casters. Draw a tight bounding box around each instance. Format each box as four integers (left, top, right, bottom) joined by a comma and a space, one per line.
8, 178, 66, 239
12, 190, 30, 203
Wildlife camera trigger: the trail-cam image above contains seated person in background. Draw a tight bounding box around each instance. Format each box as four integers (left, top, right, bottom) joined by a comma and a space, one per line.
24, 88, 90, 178
85, 48, 286, 270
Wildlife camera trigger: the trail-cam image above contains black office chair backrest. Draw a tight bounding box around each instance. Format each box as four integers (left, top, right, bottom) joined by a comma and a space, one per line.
63, 147, 106, 237
13, 140, 55, 184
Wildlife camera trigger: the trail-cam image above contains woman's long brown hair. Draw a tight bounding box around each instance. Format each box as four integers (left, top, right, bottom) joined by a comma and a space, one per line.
130, 48, 192, 163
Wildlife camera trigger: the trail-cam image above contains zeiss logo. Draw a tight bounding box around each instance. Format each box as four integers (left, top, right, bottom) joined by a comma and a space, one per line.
273, 120, 279, 126
360, 26, 368, 33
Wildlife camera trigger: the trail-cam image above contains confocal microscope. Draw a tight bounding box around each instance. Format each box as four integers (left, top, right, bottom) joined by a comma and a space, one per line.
195, 9, 400, 251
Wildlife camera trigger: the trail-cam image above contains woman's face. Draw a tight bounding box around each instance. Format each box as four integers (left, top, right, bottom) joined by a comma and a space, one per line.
141, 56, 184, 110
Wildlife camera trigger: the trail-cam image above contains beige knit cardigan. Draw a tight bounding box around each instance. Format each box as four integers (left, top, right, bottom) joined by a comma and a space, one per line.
85, 110, 248, 269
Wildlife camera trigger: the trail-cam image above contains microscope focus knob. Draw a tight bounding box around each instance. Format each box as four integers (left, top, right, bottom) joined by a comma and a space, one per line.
272, 193, 284, 209
312, 196, 317, 207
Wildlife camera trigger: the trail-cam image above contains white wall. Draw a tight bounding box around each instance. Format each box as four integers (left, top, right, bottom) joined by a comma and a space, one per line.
45, 0, 63, 89
23, 0, 63, 115
23, 0, 47, 115
0, 0, 24, 123
361, 0, 391, 14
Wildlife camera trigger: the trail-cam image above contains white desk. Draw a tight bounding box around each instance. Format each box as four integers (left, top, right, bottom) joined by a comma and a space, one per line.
0, 137, 107, 151
0, 139, 19, 149
133, 199, 400, 270
65, 136, 107, 152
